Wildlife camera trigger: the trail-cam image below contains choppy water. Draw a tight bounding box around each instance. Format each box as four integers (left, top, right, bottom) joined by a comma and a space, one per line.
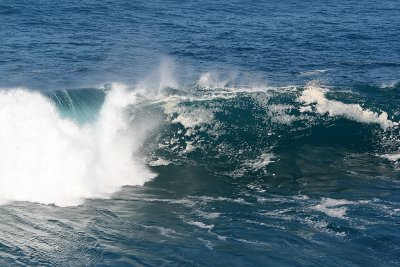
0, 1, 400, 266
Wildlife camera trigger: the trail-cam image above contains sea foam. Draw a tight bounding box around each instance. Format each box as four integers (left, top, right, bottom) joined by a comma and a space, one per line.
299, 82, 397, 130
0, 84, 155, 206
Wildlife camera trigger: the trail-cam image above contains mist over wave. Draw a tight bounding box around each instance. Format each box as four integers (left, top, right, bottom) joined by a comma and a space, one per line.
0, 84, 155, 206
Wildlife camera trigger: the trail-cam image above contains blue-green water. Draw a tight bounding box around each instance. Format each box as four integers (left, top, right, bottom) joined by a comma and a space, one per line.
0, 1, 400, 266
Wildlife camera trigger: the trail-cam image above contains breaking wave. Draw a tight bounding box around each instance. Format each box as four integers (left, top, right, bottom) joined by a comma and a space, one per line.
0, 84, 156, 206
0, 76, 399, 206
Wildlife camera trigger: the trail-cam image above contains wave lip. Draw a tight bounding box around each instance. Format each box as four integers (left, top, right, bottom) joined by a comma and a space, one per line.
0, 84, 155, 206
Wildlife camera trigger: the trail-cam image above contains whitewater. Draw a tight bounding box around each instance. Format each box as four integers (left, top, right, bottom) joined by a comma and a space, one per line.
0, 84, 157, 206
0, 79, 398, 206
1, 0, 400, 266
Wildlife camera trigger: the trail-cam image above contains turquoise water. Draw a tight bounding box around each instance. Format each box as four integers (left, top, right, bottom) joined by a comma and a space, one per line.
0, 1, 400, 266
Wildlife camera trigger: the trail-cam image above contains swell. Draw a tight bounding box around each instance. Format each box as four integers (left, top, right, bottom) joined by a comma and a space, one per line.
0, 79, 399, 206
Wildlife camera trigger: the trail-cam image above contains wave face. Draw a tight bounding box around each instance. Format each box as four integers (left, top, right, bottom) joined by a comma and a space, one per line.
0, 78, 399, 265
139, 79, 400, 176
2, 79, 399, 206
0, 84, 155, 206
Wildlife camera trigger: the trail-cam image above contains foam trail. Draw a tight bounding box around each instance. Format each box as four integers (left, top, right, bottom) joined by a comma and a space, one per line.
0, 84, 155, 206
299, 82, 397, 130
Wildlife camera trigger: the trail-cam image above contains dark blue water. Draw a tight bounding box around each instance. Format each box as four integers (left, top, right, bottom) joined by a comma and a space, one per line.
1, 0, 399, 89
0, 1, 400, 266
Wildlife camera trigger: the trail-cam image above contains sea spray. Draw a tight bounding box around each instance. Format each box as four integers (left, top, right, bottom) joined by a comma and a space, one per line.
0, 84, 155, 206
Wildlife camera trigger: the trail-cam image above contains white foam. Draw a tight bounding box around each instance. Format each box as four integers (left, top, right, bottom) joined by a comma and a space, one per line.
163, 98, 220, 155
196, 196, 252, 205
142, 225, 178, 238
247, 183, 266, 193
195, 209, 221, 219
314, 206, 347, 219
0, 84, 156, 206
249, 153, 275, 170
312, 198, 353, 219
298, 82, 397, 130
380, 153, 400, 162
187, 220, 214, 230
299, 69, 331, 76
243, 153, 275, 174
380, 81, 399, 89
302, 217, 346, 237
197, 238, 214, 250
267, 104, 297, 124
164, 100, 215, 128
147, 158, 172, 166
299, 105, 313, 113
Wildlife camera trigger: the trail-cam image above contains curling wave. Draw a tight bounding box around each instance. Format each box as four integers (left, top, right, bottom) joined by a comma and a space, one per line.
0, 77, 399, 206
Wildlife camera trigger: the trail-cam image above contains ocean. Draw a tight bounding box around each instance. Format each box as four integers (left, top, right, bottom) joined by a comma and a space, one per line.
0, 0, 399, 266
